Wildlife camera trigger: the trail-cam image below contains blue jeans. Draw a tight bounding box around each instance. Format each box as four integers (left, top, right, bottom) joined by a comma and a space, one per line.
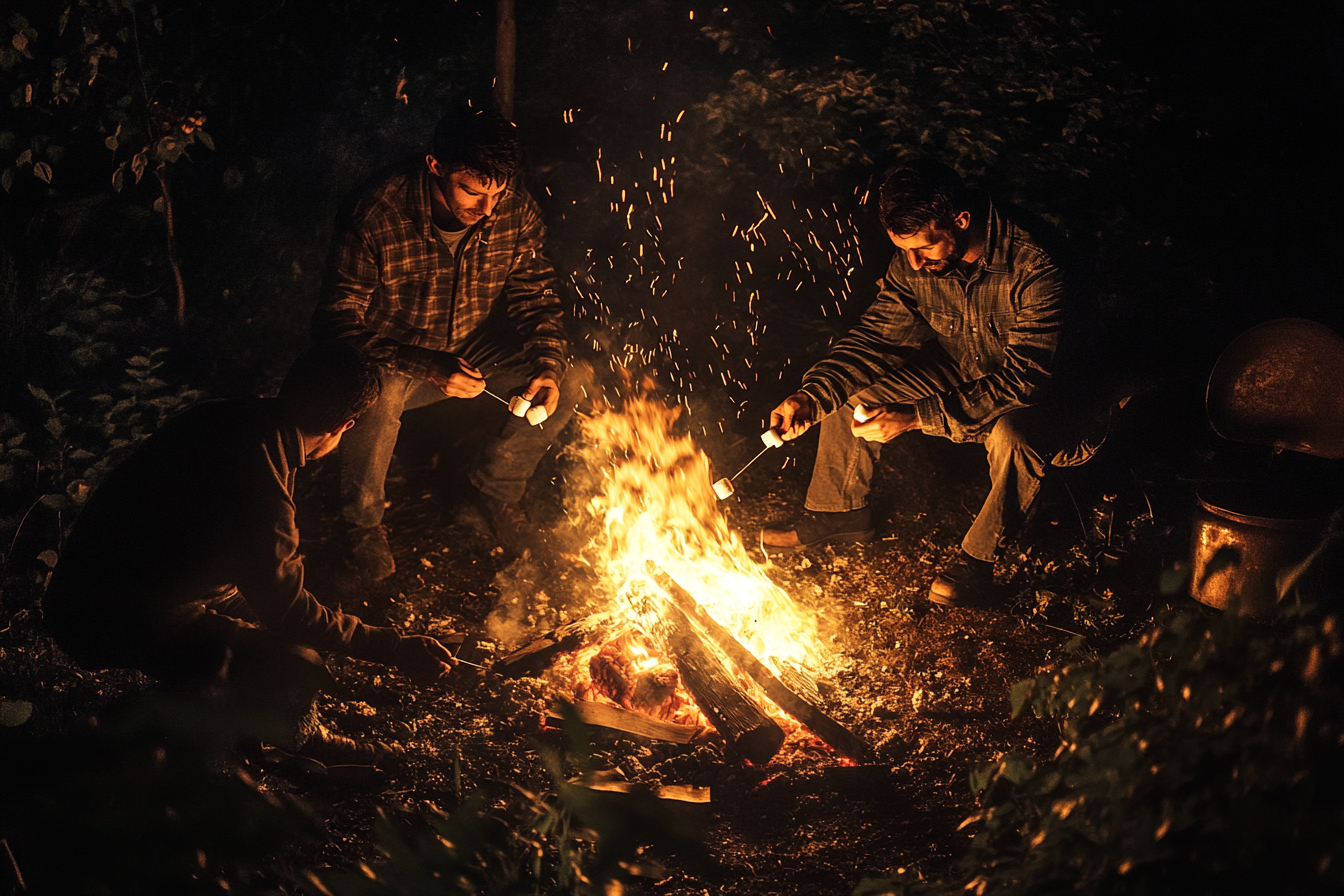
805, 347, 1090, 563
339, 346, 590, 528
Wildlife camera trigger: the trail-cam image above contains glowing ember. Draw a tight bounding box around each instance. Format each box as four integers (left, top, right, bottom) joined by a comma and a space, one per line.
576, 397, 833, 679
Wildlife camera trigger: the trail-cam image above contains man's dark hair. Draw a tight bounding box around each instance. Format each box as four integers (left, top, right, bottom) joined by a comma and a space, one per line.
431, 104, 521, 184
879, 158, 970, 235
278, 343, 381, 433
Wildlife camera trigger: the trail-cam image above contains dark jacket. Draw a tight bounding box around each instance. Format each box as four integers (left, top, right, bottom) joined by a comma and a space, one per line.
800, 198, 1066, 443
44, 399, 401, 665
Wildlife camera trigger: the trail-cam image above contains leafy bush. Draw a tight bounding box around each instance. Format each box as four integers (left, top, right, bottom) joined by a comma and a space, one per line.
0, 271, 201, 609
857, 540, 1344, 896
1, 689, 320, 895
314, 706, 714, 895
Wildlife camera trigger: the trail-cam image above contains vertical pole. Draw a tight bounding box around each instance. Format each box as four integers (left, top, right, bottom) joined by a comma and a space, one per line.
495, 0, 516, 120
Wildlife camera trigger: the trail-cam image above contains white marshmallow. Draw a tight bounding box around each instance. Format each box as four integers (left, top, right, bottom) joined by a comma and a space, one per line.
525, 405, 549, 426
712, 478, 735, 500
760, 429, 785, 449
508, 396, 531, 417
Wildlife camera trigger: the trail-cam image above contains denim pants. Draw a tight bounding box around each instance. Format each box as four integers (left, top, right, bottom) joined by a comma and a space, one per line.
805, 348, 1083, 563
339, 346, 588, 528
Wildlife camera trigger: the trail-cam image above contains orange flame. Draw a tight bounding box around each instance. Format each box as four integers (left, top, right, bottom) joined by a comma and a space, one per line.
576, 397, 832, 677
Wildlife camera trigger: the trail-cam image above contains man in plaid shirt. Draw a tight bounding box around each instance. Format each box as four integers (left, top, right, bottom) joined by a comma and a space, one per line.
314, 105, 583, 580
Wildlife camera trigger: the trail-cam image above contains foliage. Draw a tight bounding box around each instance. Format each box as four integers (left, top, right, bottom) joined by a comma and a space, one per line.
0, 270, 201, 606
0, 688, 321, 894
856, 548, 1344, 896
315, 706, 714, 895
0, 0, 213, 195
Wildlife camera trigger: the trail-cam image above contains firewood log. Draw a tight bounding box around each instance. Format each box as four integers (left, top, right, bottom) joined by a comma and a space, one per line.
648, 563, 873, 763
660, 601, 784, 766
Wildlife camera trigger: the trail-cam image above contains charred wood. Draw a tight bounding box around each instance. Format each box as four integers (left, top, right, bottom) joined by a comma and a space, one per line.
493, 614, 614, 678
661, 601, 784, 766
648, 564, 873, 763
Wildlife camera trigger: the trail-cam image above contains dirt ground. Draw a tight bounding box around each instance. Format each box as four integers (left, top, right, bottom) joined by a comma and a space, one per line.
2, 376, 1221, 894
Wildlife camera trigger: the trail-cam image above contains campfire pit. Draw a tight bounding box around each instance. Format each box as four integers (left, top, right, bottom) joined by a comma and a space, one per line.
490, 398, 871, 768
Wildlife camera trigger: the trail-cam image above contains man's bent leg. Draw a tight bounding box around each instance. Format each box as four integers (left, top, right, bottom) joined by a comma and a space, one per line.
469, 360, 593, 504
765, 351, 966, 552
960, 407, 1054, 563
339, 373, 419, 530
804, 351, 968, 513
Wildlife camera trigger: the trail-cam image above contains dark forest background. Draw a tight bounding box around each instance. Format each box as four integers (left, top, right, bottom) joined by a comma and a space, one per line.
1, 2, 1341, 894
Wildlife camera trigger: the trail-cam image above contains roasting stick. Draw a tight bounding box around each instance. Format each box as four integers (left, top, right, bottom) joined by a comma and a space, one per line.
712, 428, 785, 500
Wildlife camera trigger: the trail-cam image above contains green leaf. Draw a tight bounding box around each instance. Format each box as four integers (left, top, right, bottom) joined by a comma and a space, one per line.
33, 161, 52, 183
37, 548, 59, 567
39, 493, 70, 510
1010, 678, 1036, 718
969, 762, 993, 795
196, 129, 214, 151
6, 433, 24, 448
1, 167, 11, 192
26, 384, 52, 404
111, 164, 124, 192
999, 752, 1035, 786
0, 699, 34, 727
0, 463, 12, 484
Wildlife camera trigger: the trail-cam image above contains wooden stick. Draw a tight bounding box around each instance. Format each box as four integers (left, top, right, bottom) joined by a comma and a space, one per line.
493, 614, 613, 678
647, 563, 873, 763
546, 701, 697, 744
659, 600, 784, 766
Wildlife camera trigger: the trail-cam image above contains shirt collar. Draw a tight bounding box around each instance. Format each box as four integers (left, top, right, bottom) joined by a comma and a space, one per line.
977, 198, 1012, 274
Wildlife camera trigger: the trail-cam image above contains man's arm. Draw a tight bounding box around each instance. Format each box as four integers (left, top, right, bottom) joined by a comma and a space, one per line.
797, 257, 936, 417
912, 254, 1064, 442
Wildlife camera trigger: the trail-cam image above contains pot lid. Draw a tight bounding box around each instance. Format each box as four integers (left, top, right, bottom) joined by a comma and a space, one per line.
1206, 318, 1344, 459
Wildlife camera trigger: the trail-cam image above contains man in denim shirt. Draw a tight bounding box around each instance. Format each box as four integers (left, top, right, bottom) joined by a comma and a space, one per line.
764, 159, 1086, 606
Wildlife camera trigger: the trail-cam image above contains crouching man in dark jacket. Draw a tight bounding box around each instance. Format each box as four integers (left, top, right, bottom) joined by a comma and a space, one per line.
43, 343, 455, 765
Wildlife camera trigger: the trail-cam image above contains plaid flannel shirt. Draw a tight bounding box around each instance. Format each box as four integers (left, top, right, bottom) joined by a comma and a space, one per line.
314, 160, 567, 379
800, 199, 1065, 443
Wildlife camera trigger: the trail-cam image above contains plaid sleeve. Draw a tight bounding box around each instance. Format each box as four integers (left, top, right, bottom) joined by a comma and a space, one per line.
502, 191, 568, 376
313, 199, 450, 382
800, 258, 935, 416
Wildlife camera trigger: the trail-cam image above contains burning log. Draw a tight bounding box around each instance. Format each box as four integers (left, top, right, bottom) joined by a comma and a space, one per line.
648, 564, 873, 763
661, 600, 785, 766
494, 614, 614, 678
545, 701, 697, 744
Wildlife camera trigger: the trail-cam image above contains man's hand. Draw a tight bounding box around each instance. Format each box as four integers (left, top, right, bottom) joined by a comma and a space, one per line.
393, 634, 456, 686
523, 369, 561, 416
769, 392, 817, 441
427, 354, 486, 399
851, 402, 920, 443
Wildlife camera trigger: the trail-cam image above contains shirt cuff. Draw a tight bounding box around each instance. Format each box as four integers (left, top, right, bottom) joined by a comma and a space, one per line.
915, 396, 948, 438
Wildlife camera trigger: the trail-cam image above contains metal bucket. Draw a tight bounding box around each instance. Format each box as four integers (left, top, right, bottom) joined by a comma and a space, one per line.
1190, 485, 1326, 615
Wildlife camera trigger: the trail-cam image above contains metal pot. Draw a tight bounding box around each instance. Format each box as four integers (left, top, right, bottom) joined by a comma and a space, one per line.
1190, 486, 1326, 615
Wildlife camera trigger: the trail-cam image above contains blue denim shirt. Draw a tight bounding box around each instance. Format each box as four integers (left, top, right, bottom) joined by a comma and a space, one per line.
800, 199, 1065, 443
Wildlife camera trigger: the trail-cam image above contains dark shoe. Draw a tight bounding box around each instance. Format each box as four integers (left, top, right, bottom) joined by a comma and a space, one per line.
345, 525, 395, 581
761, 508, 874, 554
297, 725, 404, 768
929, 551, 996, 607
